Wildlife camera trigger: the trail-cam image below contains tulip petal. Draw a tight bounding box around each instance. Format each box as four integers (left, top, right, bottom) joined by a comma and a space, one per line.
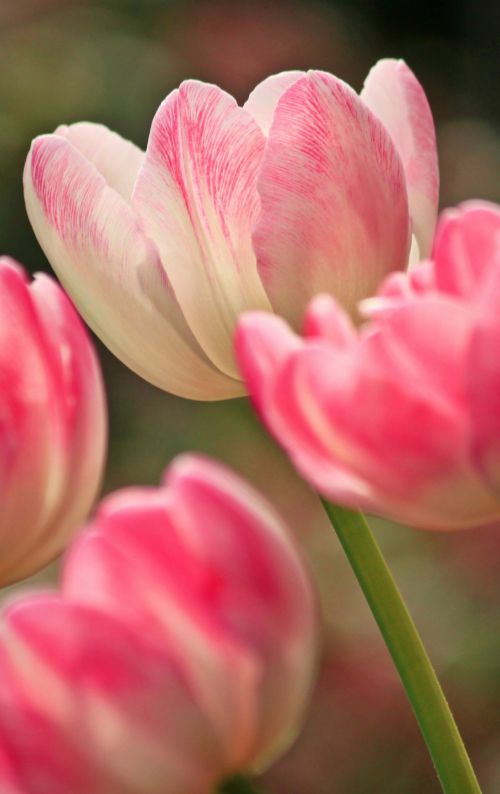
165, 454, 317, 767
0, 595, 220, 794
254, 70, 410, 329
361, 59, 439, 256
467, 271, 500, 494
244, 71, 305, 135
54, 122, 144, 201
133, 81, 271, 378
24, 134, 241, 399
432, 200, 500, 298
0, 261, 66, 577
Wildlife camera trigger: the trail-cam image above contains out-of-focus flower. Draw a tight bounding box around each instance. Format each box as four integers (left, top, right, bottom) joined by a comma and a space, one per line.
236, 202, 500, 530
62, 454, 317, 777
24, 59, 438, 400
0, 456, 316, 793
0, 257, 106, 585
0, 595, 221, 794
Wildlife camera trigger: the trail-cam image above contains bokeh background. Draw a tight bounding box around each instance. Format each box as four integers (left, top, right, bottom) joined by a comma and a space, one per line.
1, 0, 500, 791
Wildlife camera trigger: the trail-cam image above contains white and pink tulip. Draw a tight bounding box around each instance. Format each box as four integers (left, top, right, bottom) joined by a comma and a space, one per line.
24, 59, 438, 399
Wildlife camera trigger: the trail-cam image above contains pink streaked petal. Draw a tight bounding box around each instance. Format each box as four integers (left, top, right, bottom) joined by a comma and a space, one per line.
133, 80, 271, 378
244, 71, 305, 135
24, 134, 241, 399
303, 294, 356, 347
235, 311, 302, 418
165, 454, 317, 766
361, 59, 439, 256
254, 70, 410, 329
54, 122, 144, 202
432, 200, 500, 298
467, 272, 500, 494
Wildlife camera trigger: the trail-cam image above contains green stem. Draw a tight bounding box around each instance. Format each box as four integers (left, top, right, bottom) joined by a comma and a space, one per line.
322, 501, 481, 794
217, 775, 267, 794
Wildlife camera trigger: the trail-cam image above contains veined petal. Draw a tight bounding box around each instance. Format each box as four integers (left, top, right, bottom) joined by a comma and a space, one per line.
54, 122, 144, 202
133, 80, 271, 378
24, 134, 241, 400
361, 59, 439, 256
244, 71, 305, 135
254, 70, 410, 329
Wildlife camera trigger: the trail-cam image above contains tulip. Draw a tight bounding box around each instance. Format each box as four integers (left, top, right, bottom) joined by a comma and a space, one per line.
0, 258, 106, 585
0, 595, 221, 794
63, 454, 317, 776
236, 202, 500, 529
24, 59, 438, 399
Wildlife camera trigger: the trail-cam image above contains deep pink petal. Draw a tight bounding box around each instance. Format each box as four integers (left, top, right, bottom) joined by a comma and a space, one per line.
133, 80, 271, 377
0, 595, 219, 794
361, 59, 439, 256
432, 200, 500, 298
253, 70, 410, 328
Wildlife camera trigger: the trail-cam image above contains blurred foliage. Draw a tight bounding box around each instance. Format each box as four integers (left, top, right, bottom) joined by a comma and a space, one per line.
1, 0, 500, 791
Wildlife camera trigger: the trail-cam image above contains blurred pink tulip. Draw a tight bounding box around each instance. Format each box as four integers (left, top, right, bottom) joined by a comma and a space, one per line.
62, 454, 317, 777
24, 59, 437, 399
0, 257, 106, 585
0, 595, 221, 794
236, 202, 500, 530
0, 456, 316, 792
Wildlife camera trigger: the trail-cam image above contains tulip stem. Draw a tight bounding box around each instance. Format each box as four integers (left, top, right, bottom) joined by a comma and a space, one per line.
218, 775, 268, 794
322, 500, 482, 794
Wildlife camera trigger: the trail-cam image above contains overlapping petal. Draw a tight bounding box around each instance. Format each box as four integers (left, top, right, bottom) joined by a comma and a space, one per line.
361, 59, 439, 257
0, 259, 106, 584
24, 133, 240, 399
133, 80, 271, 377
0, 595, 219, 794
253, 70, 411, 328
63, 455, 317, 773
237, 286, 500, 529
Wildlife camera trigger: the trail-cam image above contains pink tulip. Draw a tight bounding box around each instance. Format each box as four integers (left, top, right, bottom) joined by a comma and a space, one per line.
0, 258, 106, 585
236, 202, 500, 530
24, 59, 437, 399
0, 595, 221, 794
63, 455, 317, 776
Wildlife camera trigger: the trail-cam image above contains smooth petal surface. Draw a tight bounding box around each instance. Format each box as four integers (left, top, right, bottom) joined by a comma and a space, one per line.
254, 70, 410, 329
24, 134, 241, 399
64, 456, 317, 773
133, 80, 271, 378
467, 271, 500, 494
432, 201, 500, 298
0, 595, 219, 794
237, 294, 500, 529
244, 71, 304, 135
361, 59, 439, 256
0, 260, 106, 584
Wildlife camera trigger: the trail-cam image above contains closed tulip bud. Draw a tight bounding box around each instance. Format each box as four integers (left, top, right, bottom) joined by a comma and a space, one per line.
236, 202, 500, 530
63, 455, 318, 777
24, 59, 437, 400
0, 257, 106, 584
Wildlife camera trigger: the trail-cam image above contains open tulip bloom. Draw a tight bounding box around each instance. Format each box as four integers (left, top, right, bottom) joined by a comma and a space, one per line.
24, 59, 438, 399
